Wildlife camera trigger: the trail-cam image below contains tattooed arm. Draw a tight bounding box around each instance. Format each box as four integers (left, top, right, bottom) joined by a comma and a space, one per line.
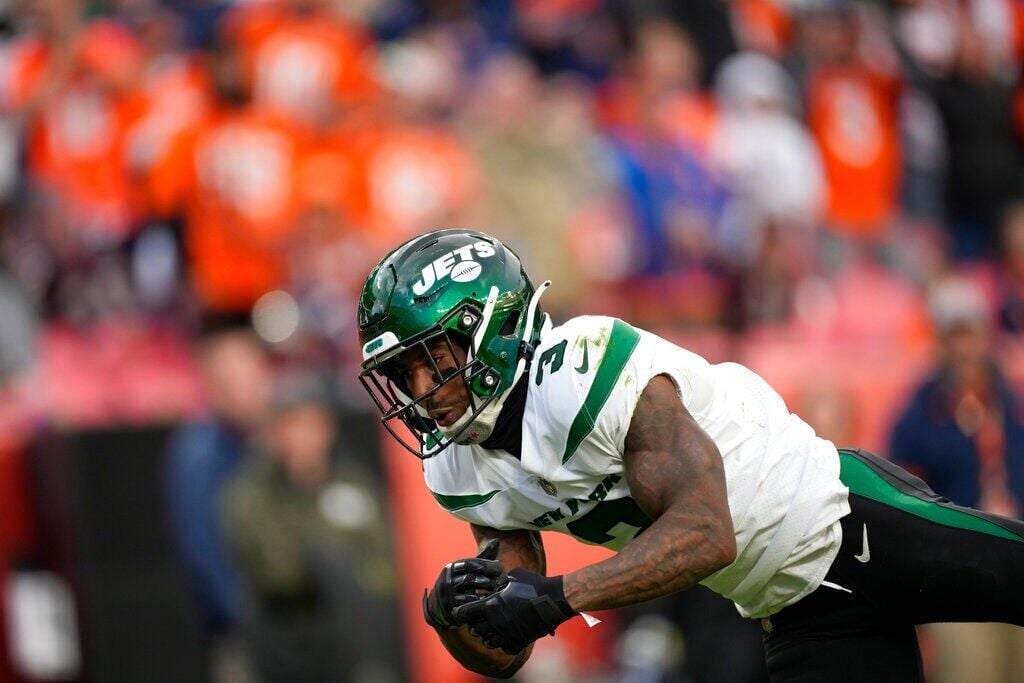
435, 525, 545, 678
562, 374, 736, 612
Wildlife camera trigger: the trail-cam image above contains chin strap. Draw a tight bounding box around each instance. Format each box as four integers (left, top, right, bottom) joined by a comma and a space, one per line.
447, 280, 551, 446
514, 280, 550, 374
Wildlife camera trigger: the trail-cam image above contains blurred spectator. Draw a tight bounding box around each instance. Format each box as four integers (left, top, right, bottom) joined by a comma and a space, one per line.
221, 0, 379, 132
347, 30, 480, 243
166, 327, 272, 679
20, 12, 147, 244
600, 17, 711, 138
0, 4, 180, 324
181, 37, 310, 315
596, 18, 735, 329
601, 19, 730, 295
889, 276, 1024, 681
795, 2, 902, 249
513, 0, 624, 79
712, 51, 824, 241
222, 376, 403, 683
123, 7, 214, 222
997, 202, 1024, 333
729, 0, 794, 58
463, 54, 615, 314
934, 19, 1024, 260
625, 0, 738, 86
890, 276, 1024, 512
710, 51, 823, 327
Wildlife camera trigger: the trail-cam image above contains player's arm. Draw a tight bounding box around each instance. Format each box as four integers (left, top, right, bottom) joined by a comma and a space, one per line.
432, 525, 545, 678
562, 373, 736, 611
452, 374, 736, 655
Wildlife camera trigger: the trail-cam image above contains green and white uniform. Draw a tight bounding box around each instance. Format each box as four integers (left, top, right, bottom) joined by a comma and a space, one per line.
424, 315, 850, 618
360, 230, 1024, 681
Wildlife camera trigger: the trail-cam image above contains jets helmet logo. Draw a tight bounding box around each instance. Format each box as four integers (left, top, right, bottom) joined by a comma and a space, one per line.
412, 241, 495, 295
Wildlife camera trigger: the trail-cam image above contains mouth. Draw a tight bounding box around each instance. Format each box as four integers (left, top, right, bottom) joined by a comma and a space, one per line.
429, 407, 458, 427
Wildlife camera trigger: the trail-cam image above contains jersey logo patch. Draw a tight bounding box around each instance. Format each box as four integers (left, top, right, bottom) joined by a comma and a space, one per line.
538, 478, 557, 496
574, 341, 589, 374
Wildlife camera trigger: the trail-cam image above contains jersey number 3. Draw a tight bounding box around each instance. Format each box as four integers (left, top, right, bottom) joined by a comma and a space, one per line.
568, 497, 653, 545
535, 340, 567, 385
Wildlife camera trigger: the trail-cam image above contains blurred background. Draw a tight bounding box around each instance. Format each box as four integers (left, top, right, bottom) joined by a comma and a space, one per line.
0, 0, 1022, 681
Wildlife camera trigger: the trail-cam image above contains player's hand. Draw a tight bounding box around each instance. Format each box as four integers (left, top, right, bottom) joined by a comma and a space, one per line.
452, 567, 578, 654
423, 539, 504, 630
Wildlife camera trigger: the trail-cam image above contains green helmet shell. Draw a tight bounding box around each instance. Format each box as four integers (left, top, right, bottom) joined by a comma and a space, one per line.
358, 229, 545, 455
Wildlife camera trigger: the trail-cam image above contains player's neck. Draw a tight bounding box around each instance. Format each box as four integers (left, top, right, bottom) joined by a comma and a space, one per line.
479, 376, 528, 458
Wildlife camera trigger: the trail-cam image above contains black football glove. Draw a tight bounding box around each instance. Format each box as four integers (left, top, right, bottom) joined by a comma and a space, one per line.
423, 539, 504, 630
452, 567, 578, 654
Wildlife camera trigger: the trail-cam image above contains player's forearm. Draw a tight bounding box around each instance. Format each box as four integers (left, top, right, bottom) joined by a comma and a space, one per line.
562, 503, 736, 612
436, 626, 531, 678
565, 375, 737, 612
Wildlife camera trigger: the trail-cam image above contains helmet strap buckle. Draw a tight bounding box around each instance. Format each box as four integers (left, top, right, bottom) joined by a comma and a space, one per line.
518, 340, 536, 363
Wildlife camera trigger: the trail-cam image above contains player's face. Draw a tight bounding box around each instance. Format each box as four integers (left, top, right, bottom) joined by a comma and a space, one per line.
393, 336, 471, 428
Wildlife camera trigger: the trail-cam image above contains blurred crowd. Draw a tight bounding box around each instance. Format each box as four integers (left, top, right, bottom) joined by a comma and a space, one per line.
0, 0, 1023, 681
0, 0, 1022, 425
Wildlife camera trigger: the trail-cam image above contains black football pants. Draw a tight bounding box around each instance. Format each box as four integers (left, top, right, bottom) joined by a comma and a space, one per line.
761, 448, 1024, 683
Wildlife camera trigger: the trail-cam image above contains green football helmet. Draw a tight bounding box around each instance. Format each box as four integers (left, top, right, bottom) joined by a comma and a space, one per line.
358, 229, 549, 458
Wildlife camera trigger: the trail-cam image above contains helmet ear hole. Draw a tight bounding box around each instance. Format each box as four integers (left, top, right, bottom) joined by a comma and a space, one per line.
498, 310, 521, 337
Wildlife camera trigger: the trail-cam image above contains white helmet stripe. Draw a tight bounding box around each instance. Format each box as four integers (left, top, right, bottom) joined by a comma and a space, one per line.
470, 285, 500, 360
511, 280, 551, 383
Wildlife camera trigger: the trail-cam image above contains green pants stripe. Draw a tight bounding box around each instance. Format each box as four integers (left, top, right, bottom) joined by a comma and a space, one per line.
838, 448, 1024, 543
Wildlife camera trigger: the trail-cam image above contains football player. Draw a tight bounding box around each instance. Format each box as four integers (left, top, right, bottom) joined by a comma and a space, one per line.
357, 229, 1024, 681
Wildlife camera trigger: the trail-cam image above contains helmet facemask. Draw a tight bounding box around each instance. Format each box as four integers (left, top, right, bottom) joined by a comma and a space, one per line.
360, 303, 498, 458
360, 282, 549, 458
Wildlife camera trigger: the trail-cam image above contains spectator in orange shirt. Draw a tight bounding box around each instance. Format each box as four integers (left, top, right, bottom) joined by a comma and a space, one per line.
796, 2, 902, 245
221, 0, 379, 132
20, 14, 148, 244
122, 7, 216, 221
341, 27, 479, 248
181, 38, 311, 316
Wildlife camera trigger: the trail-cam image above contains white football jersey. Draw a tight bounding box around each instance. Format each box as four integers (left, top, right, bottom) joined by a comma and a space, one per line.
423, 316, 850, 618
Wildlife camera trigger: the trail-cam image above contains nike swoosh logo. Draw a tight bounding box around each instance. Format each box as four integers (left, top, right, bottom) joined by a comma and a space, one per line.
574, 342, 589, 374
854, 524, 870, 563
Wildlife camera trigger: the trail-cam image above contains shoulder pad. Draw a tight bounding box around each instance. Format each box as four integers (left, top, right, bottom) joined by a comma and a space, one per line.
525, 316, 644, 468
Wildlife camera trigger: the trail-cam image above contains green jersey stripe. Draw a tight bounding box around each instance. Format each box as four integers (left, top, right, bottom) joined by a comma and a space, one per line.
431, 489, 501, 512
839, 452, 1024, 543
563, 319, 641, 464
